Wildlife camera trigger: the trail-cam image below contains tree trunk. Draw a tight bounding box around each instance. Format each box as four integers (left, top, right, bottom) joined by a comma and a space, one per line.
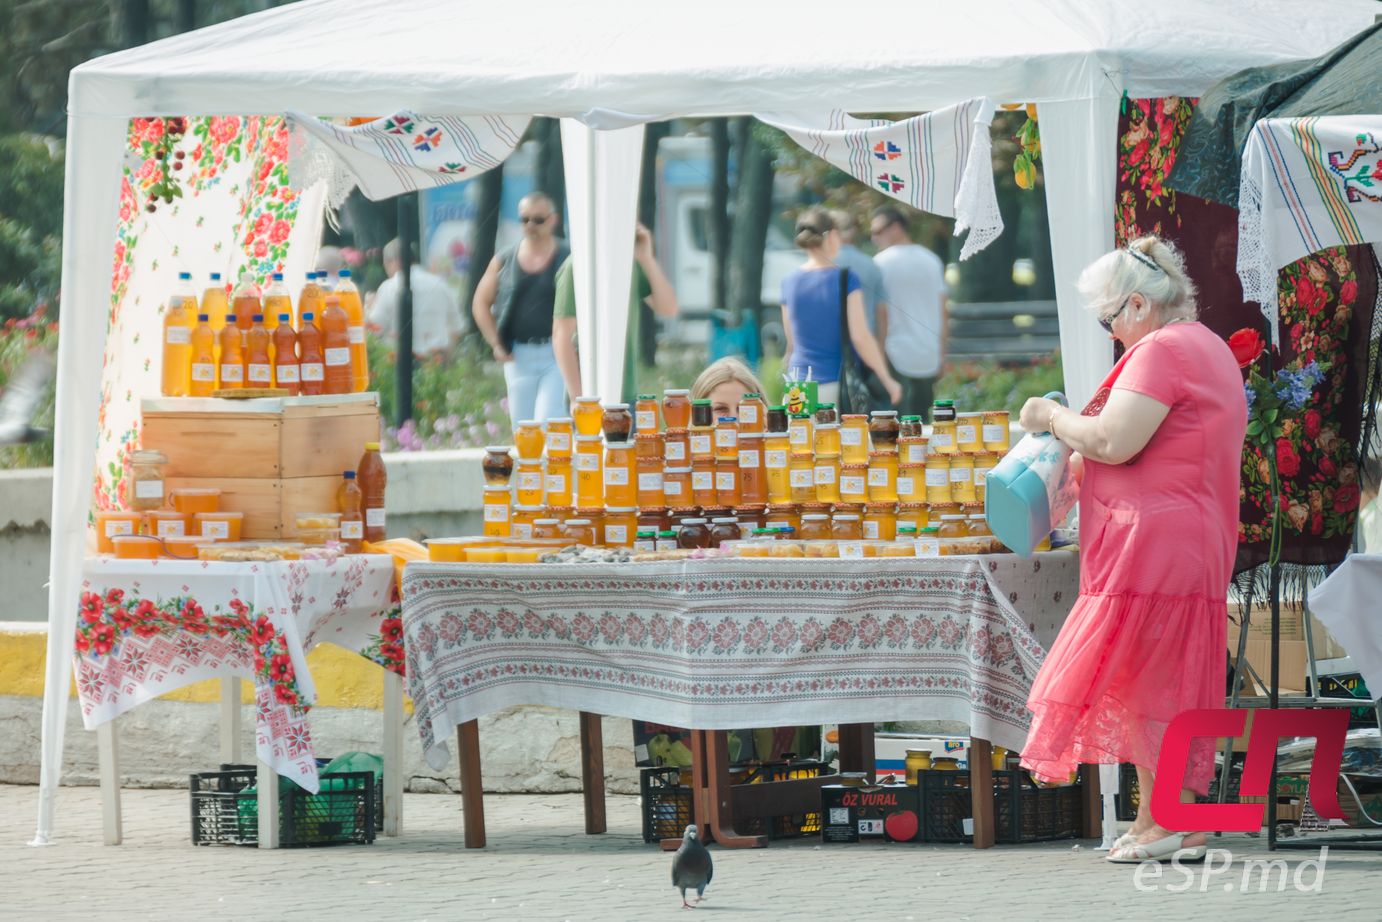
116, 0, 149, 48
176, 0, 196, 32
463, 164, 505, 337
709, 118, 732, 314
342, 190, 398, 254
636, 122, 670, 366
534, 117, 566, 228
727, 120, 774, 345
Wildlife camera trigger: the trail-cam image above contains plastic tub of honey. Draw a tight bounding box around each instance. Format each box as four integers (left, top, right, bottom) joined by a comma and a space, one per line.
146, 509, 190, 539
162, 535, 211, 559
769, 540, 805, 558
804, 539, 840, 558
426, 537, 485, 561
504, 547, 546, 563
94, 511, 143, 554
875, 540, 916, 558
167, 488, 221, 515
111, 534, 162, 560
195, 511, 244, 542
464, 547, 507, 563
296, 526, 342, 546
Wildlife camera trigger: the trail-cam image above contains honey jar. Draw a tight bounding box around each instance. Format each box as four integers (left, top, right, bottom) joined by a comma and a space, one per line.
602, 404, 633, 442
735, 504, 767, 533
736, 393, 767, 434
663, 466, 692, 507
867, 450, 899, 503
949, 452, 976, 503
763, 432, 792, 503
925, 453, 952, 503
840, 414, 870, 464
575, 507, 606, 545
573, 396, 604, 437
482, 485, 512, 537
956, 412, 984, 454
831, 513, 863, 541
511, 504, 543, 540
635, 394, 660, 432
636, 431, 665, 463
129, 449, 168, 512
766, 502, 800, 535
603, 507, 637, 547
900, 415, 924, 439
798, 514, 831, 540
563, 518, 597, 546
546, 457, 573, 507
930, 400, 957, 454
715, 458, 740, 507
813, 423, 841, 458
708, 517, 742, 548
545, 418, 574, 460
937, 514, 967, 555
916, 526, 941, 557
514, 419, 545, 461
677, 517, 711, 549
973, 452, 998, 503
766, 405, 789, 433
738, 433, 766, 506
982, 410, 1011, 453
691, 457, 717, 507
714, 417, 739, 460
813, 453, 841, 504
515, 459, 545, 507
789, 454, 816, 504
663, 389, 691, 429
814, 403, 838, 426
897, 464, 925, 503
863, 503, 897, 541
899, 436, 929, 466
637, 453, 665, 508
898, 502, 928, 532
532, 518, 563, 540
869, 410, 901, 450
602, 442, 635, 507
788, 414, 813, 456
574, 435, 604, 507
664, 427, 690, 466
482, 446, 514, 486
840, 463, 868, 504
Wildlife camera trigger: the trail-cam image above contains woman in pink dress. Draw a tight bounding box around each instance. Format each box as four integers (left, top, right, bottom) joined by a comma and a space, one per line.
1017, 236, 1247, 863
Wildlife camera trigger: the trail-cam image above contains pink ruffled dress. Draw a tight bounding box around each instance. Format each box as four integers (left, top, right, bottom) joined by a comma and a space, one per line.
1021, 322, 1247, 794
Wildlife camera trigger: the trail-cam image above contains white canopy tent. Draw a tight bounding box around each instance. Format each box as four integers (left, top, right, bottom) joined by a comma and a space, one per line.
36, 0, 1380, 843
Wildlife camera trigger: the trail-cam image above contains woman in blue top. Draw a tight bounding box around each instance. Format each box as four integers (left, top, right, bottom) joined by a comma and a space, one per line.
781, 208, 902, 406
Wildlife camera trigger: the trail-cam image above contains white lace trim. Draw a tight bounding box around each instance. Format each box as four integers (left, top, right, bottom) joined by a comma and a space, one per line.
954, 100, 1002, 261
285, 116, 358, 219
1235, 161, 1279, 343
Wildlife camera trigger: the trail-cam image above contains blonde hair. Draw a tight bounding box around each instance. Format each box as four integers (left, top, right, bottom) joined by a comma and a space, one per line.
1077, 235, 1198, 321
691, 357, 765, 402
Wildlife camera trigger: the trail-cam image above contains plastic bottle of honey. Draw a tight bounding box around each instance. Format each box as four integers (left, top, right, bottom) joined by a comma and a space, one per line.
338, 470, 365, 553
189, 313, 217, 397
263, 272, 292, 331
218, 315, 245, 390
160, 272, 197, 397
231, 273, 262, 334
245, 314, 273, 387
272, 314, 300, 395
334, 269, 369, 392
358, 442, 388, 541
320, 295, 353, 394
297, 313, 325, 395
299, 272, 325, 329
201, 271, 229, 336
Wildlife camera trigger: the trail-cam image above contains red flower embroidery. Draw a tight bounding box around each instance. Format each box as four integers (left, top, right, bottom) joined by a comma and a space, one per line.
1340, 280, 1358, 305
253, 213, 273, 236
1227, 328, 1265, 368
1333, 484, 1360, 513
135, 622, 160, 638
1275, 439, 1300, 478
269, 653, 295, 682
248, 615, 275, 647
380, 618, 403, 642
80, 593, 103, 624
1304, 409, 1322, 439
268, 219, 291, 245
1295, 276, 1327, 316
105, 588, 125, 606
229, 598, 248, 616
274, 684, 299, 706
74, 631, 90, 654
91, 623, 116, 656
379, 642, 404, 663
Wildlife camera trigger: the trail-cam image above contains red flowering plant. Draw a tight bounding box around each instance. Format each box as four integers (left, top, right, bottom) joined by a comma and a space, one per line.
1230, 322, 1328, 566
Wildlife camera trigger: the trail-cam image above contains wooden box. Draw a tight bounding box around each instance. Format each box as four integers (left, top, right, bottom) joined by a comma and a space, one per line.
141, 394, 380, 538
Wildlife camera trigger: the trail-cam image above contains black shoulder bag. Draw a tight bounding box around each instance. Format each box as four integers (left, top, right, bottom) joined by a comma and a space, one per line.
837, 269, 872, 414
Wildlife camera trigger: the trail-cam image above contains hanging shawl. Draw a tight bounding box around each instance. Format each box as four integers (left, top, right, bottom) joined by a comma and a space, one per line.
758, 99, 1002, 259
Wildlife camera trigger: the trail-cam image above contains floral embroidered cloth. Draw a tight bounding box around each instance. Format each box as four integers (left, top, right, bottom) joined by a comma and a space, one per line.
401, 555, 1078, 772
74, 555, 397, 793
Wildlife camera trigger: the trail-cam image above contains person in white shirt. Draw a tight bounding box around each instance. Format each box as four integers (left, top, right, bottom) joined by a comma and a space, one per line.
367, 238, 464, 357
870, 205, 949, 420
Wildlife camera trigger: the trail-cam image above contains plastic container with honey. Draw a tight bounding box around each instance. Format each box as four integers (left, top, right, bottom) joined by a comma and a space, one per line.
167, 488, 221, 515
956, 412, 984, 454
514, 420, 545, 460
737, 433, 766, 505
95, 511, 143, 554
546, 457, 574, 507
925, 453, 952, 503
714, 417, 739, 460
770, 539, 805, 558
714, 458, 740, 507
511, 504, 543, 540
867, 450, 899, 502
813, 423, 841, 458
876, 539, 915, 558
574, 435, 604, 507
804, 540, 840, 558
573, 396, 604, 436
482, 485, 512, 537
662, 466, 692, 507
603, 507, 637, 547
839, 463, 868, 504
948, 452, 977, 503
112, 534, 162, 559
840, 415, 870, 464
691, 457, 717, 506
813, 453, 841, 504
736, 393, 767, 434
603, 442, 635, 507
787, 414, 813, 456
899, 436, 929, 466
763, 432, 791, 503
982, 410, 1011, 453
863, 503, 898, 541
635, 395, 660, 433
664, 427, 690, 466
162, 534, 211, 559
545, 418, 574, 460
789, 454, 816, 504
147, 509, 190, 539
195, 511, 244, 542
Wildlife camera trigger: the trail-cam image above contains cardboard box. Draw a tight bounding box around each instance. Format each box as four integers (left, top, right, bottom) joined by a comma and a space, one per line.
1228, 622, 1308, 693
1231, 601, 1304, 640
874, 734, 970, 778
820, 783, 922, 843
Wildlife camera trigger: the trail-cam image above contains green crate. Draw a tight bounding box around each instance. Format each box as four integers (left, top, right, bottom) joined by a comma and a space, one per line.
190, 767, 376, 847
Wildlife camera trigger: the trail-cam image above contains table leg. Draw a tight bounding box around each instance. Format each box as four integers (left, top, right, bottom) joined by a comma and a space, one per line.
219, 677, 242, 766
256, 760, 280, 849
382, 670, 405, 837
96, 721, 122, 846
578, 712, 607, 835
969, 738, 995, 849
837, 723, 876, 778
662, 729, 712, 851
1079, 764, 1102, 839
457, 720, 486, 848
702, 730, 767, 849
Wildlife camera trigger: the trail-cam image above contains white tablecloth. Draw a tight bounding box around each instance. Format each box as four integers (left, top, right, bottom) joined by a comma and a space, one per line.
74, 555, 397, 792
1308, 553, 1382, 698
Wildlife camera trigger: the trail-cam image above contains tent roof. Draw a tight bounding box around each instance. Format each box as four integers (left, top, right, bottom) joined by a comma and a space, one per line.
71, 0, 1380, 119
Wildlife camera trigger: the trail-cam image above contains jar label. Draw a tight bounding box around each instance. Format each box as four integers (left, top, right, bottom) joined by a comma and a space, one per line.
166, 325, 191, 344
366, 507, 386, 528
916, 537, 940, 557
765, 449, 788, 469
248, 363, 272, 383
692, 471, 714, 491
547, 432, 571, 452
518, 472, 543, 491
841, 475, 865, 495
666, 441, 686, 462
930, 432, 953, 448
483, 504, 509, 522
602, 467, 628, 486
813, 465, 836, 485
715, 429, 737, 448
983, 424, 1006, 443
348, 325, 366, 344
789, 425, 809, 446
956, 424, 977, 444
839, 541, 864, 559
638, 472, 664, 491
690, 433, 712, 456
925, 468, 949, 487
275, 364, 300, 383
950, 466, 972, 483
663, 480, 683, 497
897, 476, 915, 496
867, 468, 890, 486
738, 449, 759, 469
841, 428, 863, 446
202, 520, 230, 539
301, 363, 325, 382
605, 525, 627, 545
105, 519, 135, 538
512, 523, 533, 539
636, 410, 657, 430
739, 405, 758, 424
220, 364, 244, 383
790, 469, 814, 488
325, 347, 351, 366
135, 479, 164, 500
156, 520, 185, 538
716, 470, 736, 490
906, 444, 928, 464
546, 473, 568, 493
341, 520, 364, 538
191, 363, 216, 382
575, 453, 600, 471
974, 469, 989, 486
863, 521, 880, 540
634, 539, 656, 552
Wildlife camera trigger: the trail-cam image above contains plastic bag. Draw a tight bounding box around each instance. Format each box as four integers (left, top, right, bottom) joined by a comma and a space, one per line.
984, 392, 1078, 557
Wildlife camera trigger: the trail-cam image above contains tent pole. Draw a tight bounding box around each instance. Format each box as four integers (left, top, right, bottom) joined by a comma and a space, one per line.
396, 193, 415, 427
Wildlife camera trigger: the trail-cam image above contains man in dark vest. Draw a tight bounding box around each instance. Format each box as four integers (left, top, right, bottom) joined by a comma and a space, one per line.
472, 191, 571, 427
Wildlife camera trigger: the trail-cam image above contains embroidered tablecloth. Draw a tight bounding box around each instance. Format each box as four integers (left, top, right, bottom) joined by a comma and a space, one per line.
74, 555, 398, 793
401, 553, 1079, 772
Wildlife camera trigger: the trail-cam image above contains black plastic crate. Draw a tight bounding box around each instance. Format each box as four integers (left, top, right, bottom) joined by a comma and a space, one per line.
921, 770, 975, 842
1116, 763, 1139, 821
639, 762, 830, 843
922, 769, 1082, 844
190, 767, 376, 847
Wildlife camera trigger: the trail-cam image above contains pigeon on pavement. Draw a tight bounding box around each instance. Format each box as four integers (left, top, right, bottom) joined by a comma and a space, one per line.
671, 823, 713, 909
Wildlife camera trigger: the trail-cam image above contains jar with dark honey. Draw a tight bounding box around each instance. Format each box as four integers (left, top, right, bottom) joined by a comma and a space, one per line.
814, 403, 838, 427
869, 410, 900, 449
482, 446, 514, 486
899, 415, 924, 439
766, 405, 789, 434
677, 517, 710, 549
601, 403, 633, 442
708, 517, 741, 548
691, 398, 714, 429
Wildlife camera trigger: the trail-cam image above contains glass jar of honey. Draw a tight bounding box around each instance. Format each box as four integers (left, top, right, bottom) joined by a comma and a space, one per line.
763, 432, 792, 503
514, 419, 545, 460
482, 445, 515, 486
129, 449, 168, 512
863, 503, 897, 541
968, 514, 994, 550
663, 389, 691, 429
897, 464, 925, 503
708, 517, 741, 548
925, 453, 952, 503
663, 466, 692, 507
798, 514, 831, 540
766, 405, 788, 434
916, 526, 941, 557
839, 463, 868, 504
736, 393, 767, 434
633, 529, 657, 552
545, 418, 574, 460
715, 458, 740, 507
691, 456, 717, 506
639, 507, 671, 535
635, 395, 660, 432
867, 450, 899, 502
482, 486, 512, 537
931, 501, 962, 521
602, 404, 633, 442
840, 414, 870, 464
545, 457, 573, 507
737, 433, 766, 505
937, 514, 967, 555
714, 417, 739, 460
664, 427, 690, 466
831, 513, 863, 541
735, 505, 767, 533
515, 459, 545, 506
898, 502, 928, 532
869, 410, 901, 450
930, 401, 957, 454
576, 507, 606, 545
814, 403, 838, 426
813, 453, 841, 504
899, 436, 929, 466
956, 412, 984, 453
511, 504, 543, 539
690, 416, 714, 462
813, 423, 841, 458
637, 454, 665, 507
534, 518, 563, 541
603, 507, 637, 547
789, 454, 816, 504
691, 398, 714, 428
574, 435, 604, 507
982, 410, 1011, 453
603, 441, 635, 507
788, 414, 813, 456
766, 502, 800, 534
949, 452, 976, 503
573, 396, 604, 436
900, 415, 924, 439
973, 452, 998, 503
636, 430, 665, 462
677, 517, 711, 549
564, 518, 597, 546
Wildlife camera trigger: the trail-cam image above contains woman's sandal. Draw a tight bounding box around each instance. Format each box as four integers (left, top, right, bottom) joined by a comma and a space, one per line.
1106, 832, 1209, 864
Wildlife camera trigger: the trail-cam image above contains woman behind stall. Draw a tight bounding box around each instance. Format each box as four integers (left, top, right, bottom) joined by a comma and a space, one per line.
691, 357, 765, 421
780, 208, 902, 408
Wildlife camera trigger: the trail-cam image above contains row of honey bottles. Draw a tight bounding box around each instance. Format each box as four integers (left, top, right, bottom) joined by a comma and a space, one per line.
161, 270, 369, 397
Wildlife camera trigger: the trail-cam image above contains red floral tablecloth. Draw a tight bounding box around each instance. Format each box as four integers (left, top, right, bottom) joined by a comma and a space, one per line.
75, 555, 397, 792
401, 554, 1079, 772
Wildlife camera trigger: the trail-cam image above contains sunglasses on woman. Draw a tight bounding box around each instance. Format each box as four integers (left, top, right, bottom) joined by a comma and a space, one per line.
1099, 296, 1131, 333
521, 214, 550, 225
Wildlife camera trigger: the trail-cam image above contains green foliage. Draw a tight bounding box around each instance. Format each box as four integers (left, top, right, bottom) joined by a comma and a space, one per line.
366, 334, 513, 450
936, 353, 1065, 415
0, 135, 65, 321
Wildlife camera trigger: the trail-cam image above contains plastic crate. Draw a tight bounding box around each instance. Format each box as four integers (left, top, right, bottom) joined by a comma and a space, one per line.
1116, 763, 1139, 822
190, 767, 376, 847
921, 770, 974, 842
639, 762, 831, 843
921, 769, 1083, 844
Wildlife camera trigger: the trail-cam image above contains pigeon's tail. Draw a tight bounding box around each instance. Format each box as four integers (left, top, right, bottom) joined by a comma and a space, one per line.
0, 350, 54, 445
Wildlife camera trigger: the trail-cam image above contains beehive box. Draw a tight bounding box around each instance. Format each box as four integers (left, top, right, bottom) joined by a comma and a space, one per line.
141, 394, 381, 539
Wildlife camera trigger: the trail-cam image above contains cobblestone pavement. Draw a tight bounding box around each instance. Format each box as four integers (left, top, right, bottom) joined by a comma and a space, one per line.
2, 783, 1377, 921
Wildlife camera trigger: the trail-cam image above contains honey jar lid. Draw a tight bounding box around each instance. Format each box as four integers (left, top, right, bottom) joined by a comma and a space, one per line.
710, 517, 739, 524
665, 466, 692, 474
833, 514, 860, 521
605, 506, 637, 513
564, 518, 592, 526
682, 517, 708, 525
664, 388, 690, 396
534, 518, 560, 525
517, 419, 540, 427
483, 445, 512, 453
546, 417, 574, 424
605, 403, 629, 410
801, 514, 829, 521
574, 395, 602, 403
940, 514, 965, 520
871, 410, 898, 417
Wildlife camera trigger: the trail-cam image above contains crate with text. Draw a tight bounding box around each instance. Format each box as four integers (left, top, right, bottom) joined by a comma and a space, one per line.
820, 782, 923, 843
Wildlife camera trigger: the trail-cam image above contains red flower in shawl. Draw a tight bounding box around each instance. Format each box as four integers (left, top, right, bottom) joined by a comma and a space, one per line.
268, 653, 295, 682
273, 685, 299, 706
1340, 280, 1358, 305
1295, 276, 1327, 316
248, 615, 275, 647
380, 618, 403, 643
1227, 328, 1265, 369
1276, 439, 1301, 478
80, 592, 103, 624
1334, 484, 1360, 513
1304, 409, 1322, 439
